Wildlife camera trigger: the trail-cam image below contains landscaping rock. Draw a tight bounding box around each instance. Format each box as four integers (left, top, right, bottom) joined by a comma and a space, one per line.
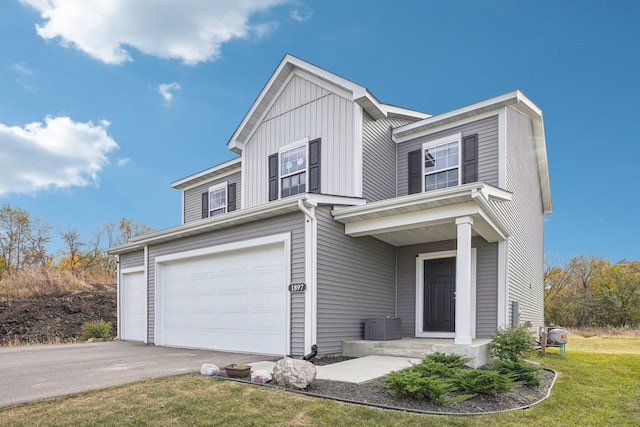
272, 357, 316, 389
200, 363, 221, 376
251, 369, 272, 384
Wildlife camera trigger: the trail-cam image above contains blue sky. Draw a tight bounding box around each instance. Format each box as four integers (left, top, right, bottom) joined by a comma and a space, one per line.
0, 0, 638, 263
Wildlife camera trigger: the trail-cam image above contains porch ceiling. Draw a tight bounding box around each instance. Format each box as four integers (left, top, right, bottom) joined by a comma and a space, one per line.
332, 183, 511, 246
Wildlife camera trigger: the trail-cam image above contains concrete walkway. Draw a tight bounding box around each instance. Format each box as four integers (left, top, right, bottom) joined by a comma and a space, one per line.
250, 355, 420, 384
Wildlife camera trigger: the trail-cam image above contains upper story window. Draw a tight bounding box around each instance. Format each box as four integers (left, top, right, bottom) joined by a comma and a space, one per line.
424, 139, 460, 192
209, 183, 227, 216
280, 144, 307, 197
408, 133, 478, 195
201, 181, 236, 219
269, 138, 321, 201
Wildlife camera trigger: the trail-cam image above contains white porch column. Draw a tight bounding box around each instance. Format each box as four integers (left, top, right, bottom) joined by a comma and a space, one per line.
455, 216, 474, 345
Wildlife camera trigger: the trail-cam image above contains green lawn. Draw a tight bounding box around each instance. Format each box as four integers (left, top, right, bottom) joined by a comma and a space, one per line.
1, 338, 639, 426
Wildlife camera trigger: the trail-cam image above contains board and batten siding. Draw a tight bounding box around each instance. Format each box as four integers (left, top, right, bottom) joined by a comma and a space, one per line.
119, 250, 145, 270
362, 113, 414, 202
145, 212, 306, 353
490, 107, 545, 327
182, 171, 242, 224
396, 238, 498, 338
316, 206, 396, 354
243, 74, 357, 208
396, 115, 499, 197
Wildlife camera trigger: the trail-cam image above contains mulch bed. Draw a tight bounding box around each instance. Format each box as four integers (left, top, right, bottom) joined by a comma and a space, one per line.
218, 356, 557, 415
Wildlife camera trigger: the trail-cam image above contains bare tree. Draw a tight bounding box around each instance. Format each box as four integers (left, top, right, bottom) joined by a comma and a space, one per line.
59, 227, 84, 274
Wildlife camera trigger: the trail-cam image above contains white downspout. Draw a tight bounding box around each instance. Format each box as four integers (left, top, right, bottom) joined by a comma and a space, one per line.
298, 198, 317, 355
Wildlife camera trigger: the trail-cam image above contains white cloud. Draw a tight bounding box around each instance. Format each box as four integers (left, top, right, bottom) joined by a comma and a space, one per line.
11, 62, 33, 75
20, 0, 290, 65
117, 158, 131, 167
289, 6, 313, 22
0, 116, 118, 195
158, 82, 181, 105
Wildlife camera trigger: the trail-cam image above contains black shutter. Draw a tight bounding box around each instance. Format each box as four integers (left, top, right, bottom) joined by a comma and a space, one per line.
408, 149, 422, 194
268, 153, 278, 201
201, 192, 209, 219
308, 138, 321, 193
462, 134, 478, 184
227, 183, 236, 212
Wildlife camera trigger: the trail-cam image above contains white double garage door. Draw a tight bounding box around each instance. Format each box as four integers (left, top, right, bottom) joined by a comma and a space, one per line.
121, 237, 289, 355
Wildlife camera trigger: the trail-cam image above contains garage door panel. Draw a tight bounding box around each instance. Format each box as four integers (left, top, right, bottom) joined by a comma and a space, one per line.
121, 271, 146, 342
158, 243, 287, 355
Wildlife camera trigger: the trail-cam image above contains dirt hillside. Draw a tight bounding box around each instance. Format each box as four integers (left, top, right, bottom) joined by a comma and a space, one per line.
0, 283, 117, 346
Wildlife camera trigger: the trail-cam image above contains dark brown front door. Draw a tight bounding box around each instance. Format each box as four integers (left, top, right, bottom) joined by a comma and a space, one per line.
423, 257, 456, 332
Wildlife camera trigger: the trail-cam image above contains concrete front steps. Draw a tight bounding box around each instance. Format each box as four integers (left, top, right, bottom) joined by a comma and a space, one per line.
342, 338, 491, 368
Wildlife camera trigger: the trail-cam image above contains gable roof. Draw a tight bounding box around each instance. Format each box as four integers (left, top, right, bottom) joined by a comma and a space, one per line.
227, 54, 430, 154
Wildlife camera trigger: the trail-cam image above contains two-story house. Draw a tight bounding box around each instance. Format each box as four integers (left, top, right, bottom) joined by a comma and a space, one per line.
110, 55, 551, 365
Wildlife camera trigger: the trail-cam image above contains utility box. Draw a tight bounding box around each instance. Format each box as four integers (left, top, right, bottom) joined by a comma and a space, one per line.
364, 317, 402, 340
546, 327, 568, 346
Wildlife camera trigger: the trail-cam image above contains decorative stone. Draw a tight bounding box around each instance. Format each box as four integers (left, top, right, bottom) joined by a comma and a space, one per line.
251, 369, 272, 384
272, 357, 316, 389
200, 363, 221, 376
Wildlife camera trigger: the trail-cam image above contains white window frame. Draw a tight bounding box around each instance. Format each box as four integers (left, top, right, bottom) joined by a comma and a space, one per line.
208, 182, 227, 217
278, 137, 308, 199
422, 133, 462, 192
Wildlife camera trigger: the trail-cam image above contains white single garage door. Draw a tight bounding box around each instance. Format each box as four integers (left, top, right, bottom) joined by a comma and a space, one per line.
120, 271, 146, 342
157, 244, 287, 355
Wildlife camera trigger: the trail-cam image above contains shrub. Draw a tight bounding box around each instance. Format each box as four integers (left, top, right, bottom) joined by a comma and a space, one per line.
455, 370, 514, 396
82, 320, 113, 340
489, 325, 537, 362
485, 360, 541, 386
383, 369, 459, 405
423, 352, 471, 368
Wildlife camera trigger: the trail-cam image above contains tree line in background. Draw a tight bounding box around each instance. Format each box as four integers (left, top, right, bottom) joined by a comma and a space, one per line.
545, 255, 640, 328
0, 203, 152, 285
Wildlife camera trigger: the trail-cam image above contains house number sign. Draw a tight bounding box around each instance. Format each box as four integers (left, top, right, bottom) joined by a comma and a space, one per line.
288, 283, 306, 292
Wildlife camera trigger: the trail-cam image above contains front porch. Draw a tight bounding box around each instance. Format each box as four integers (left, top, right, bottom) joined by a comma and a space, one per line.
342, 338, 491, 368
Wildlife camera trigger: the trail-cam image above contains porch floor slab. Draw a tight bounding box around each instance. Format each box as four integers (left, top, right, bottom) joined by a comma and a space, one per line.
342, 338, 491, 368
315, 355, 420, 384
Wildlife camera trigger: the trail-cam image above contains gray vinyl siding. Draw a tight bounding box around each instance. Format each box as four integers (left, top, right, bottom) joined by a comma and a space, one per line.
316, 206, 396, 354
119, 250, 144, 270
145, 212, 306, 350
490, 107, 545, 327
290, 293, 305, 356
243, 74, 357, 208
396, 115, 499, 196
476, 242, 498, 337
362, 113, 413, 201
183, 171, 241, 224
396, 238, 498, 338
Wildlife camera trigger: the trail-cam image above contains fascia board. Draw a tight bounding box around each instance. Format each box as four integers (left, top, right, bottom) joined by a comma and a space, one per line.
344, 202, 481, 237
392, 90, 521, 142
171, 158, 241, 189
381, 103, 432, 121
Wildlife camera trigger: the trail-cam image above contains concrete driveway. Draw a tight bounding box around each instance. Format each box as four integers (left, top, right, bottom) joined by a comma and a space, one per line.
0, 341, 277, 408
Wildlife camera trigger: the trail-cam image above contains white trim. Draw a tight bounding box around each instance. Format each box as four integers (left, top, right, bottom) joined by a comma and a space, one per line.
353, 104, 363, 198
497, 240, 508, 327
393, 90, 524, 142
279, 137, 309, 153
421, 133, 462, 193
143, 245, 148, 343
498, 109, 507, 188
171, 158, 241, 189
208, 181, 228, 217
241, 150, 247, 210
116, 256, 121, 339
154, 233, 291, 355
415, 249, 476, 339
393, 110, 502, 144
120, 266, 144, 274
